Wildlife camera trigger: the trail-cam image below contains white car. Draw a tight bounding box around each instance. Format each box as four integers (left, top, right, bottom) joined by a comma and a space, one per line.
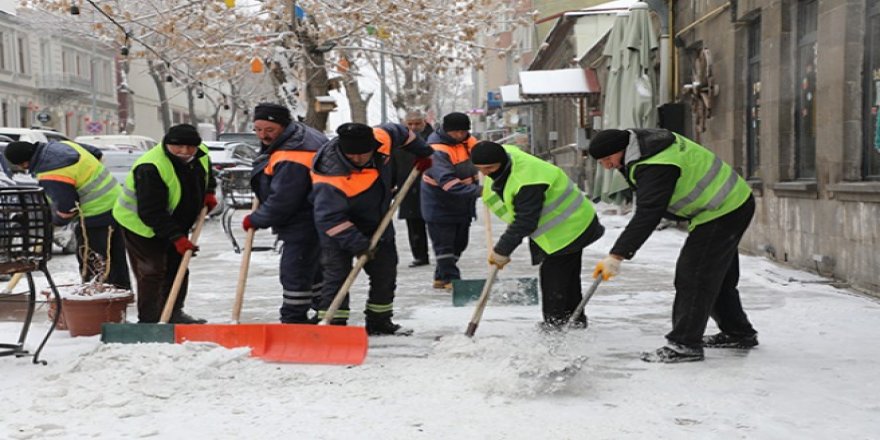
0, 127, 71, 143
74, 135, 157, 152
204, 141, 259, 170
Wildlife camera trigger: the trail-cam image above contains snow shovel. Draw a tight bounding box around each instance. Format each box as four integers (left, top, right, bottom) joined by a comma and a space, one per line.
464, 204, 502, 338
320, 166, 422, 326
231, 199, 259, 324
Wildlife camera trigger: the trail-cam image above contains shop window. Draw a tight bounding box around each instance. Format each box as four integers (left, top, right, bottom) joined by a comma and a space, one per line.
864, 2, 880, 180
794, 0, 817, 179
746, 17, 761, 180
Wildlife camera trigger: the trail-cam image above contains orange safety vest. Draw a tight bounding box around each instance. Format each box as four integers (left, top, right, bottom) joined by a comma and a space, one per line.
310, 128, 392, 197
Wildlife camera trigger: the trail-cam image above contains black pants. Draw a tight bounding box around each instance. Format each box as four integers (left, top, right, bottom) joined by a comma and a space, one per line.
278, 232, 322, 323
539, 249, 583, 324
75, 223, 131, 290
667, 196, 757, 347
122, 229, 189, 323
427, 221, 471, 282
405, 218, 429, 263
315, 238, 398, 322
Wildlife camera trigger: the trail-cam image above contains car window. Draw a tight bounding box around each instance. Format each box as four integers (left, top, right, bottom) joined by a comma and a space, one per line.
232, 144, 258, 160
45, 133, 70, 142
0, 134, 21, 140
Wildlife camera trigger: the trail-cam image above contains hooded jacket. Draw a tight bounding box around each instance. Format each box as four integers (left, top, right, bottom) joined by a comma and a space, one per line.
249, 121, 328, 237
310, 123, 433, 254
419, 127, 480, 223
391, 123, 433, 219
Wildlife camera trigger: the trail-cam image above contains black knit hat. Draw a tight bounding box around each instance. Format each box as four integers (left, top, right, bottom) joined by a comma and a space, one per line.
163, 124, 202, 147
253, 102, 291, 126
588, 129, 630, 159
471, 141, 509, 166
442, 112, 471, 131
337, 123, 381, 154
4, 141, 37, 165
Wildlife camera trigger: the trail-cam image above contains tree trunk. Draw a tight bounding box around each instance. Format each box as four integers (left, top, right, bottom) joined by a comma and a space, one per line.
147, 60, 172, 131
303, 49, 330, 131
116, 57, 134, 134
340, 52, 371, 124
186, 85, 199, 125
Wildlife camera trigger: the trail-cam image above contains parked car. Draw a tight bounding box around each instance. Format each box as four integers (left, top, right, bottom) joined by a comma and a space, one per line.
217, 132, 259, 149
0, 127, 71, 143
74, 134, 157, 152
204, 141, 259, 170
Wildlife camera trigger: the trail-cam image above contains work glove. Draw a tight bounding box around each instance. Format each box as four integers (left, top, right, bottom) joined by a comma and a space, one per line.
173, 236, 199, 256
414, 156, 433, 172
488, 250, 511, 269
592, 255, 622, 280
204, 193, 218, 212
242, 215, 254, 232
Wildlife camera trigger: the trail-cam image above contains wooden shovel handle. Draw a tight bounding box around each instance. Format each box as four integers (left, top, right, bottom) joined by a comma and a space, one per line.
465, 265, 499, 337
231, 199, 259, 323
159, 206, 209, 324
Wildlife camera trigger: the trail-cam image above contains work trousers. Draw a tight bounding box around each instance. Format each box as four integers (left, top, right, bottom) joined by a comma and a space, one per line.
315, 237, 398, 322
278, 232, 322, 323
667, 196, 758, 347
539, 249, 583, 325
426, 221, 471, 282
405, 218, 430, 263
122, 229, 188, 323
75, 223, 131, 290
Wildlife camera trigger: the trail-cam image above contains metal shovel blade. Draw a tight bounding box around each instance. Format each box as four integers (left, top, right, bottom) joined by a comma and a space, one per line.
452, 277, 539, 307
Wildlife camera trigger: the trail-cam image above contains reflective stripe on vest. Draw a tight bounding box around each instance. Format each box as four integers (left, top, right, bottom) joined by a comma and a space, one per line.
36, 141, 119, 217
112, 143, 210, 238
482, 145, 596, 254
629, 134, 751, 230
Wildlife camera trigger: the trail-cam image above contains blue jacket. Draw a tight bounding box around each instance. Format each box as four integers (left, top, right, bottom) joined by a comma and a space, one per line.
310, 123, 433, 254
29, 141, 111, 227
249, 122, 328, 237
420, 128, 480, 223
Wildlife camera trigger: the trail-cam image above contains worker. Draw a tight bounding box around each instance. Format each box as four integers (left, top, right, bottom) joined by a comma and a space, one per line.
420, 112, 481, 289
112, 124, 216, 324
242, 103, 328, 324
310, 122, 433, 335
588, 128, 758, 363
472, 141, 604, 330
391, 109, 433, 268
4, 140, 130, 289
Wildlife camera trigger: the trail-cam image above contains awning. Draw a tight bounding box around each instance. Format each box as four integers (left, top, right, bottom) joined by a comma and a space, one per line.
500, 84, 523, 104
518, 68, 601, 99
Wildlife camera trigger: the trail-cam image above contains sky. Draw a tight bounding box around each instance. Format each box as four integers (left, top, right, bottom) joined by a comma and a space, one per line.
2, 206, 880, 439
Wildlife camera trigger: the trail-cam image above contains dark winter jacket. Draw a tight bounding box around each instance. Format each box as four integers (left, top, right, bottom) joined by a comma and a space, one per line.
488, 159, 604, 265
391, 123, 433, 219
131, 146, 216, 241
310, 123, 433, 254
249, 121, 328, 237
420, 128, 480, 223
611, 128, 686, 259
28, 141, 111, 227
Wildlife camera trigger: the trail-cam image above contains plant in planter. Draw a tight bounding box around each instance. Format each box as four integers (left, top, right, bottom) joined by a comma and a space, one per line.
51, 222, 134, 337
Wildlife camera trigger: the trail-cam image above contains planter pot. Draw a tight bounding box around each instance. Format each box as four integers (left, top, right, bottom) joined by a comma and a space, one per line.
62, 294, 133, 337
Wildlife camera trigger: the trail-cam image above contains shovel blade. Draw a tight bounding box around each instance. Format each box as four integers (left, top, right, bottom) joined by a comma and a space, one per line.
175, 323, 369, 365
101, 323, 176, 344
453, 277, 539, 307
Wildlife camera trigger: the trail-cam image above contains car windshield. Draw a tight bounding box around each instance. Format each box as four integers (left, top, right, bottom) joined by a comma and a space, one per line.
217, 133, 259, 148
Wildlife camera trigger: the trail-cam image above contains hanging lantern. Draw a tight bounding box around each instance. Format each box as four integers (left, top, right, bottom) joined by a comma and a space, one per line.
250, 57, 263, 74
224, 0, 235, 8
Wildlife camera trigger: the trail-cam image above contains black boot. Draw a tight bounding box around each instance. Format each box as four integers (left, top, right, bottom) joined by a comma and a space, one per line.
366, 316, 413, 336
169, 310, 207, 324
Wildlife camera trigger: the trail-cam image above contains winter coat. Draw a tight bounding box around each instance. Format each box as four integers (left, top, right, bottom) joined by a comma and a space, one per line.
391, 123, 433, 219
249, 121, 328, 238
310, 123, 433, 254
420, 128, 480, 223
28, 141, 114, 227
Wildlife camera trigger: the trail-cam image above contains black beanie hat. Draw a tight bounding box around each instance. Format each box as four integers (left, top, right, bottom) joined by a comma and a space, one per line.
471, 141, 509, 166
442, 112, 471, 131
253, 102, 292, 127
4, 141, 37, 165
163, 124, 202, 147
337, 123, 381, 154
588, 129, 630, 159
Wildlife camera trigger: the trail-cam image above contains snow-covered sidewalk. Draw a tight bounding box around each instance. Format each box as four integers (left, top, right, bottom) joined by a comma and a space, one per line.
2, 209, 879, 439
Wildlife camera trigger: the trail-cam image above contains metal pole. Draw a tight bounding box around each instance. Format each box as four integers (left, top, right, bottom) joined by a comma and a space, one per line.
380, 41, 387, 123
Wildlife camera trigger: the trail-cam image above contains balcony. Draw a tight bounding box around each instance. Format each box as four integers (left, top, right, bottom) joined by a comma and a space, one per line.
36, 73, 92, 96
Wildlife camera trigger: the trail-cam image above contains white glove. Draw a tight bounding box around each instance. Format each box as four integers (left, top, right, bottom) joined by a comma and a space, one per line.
593, 255, 622, 280
488, 250, 511, 269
